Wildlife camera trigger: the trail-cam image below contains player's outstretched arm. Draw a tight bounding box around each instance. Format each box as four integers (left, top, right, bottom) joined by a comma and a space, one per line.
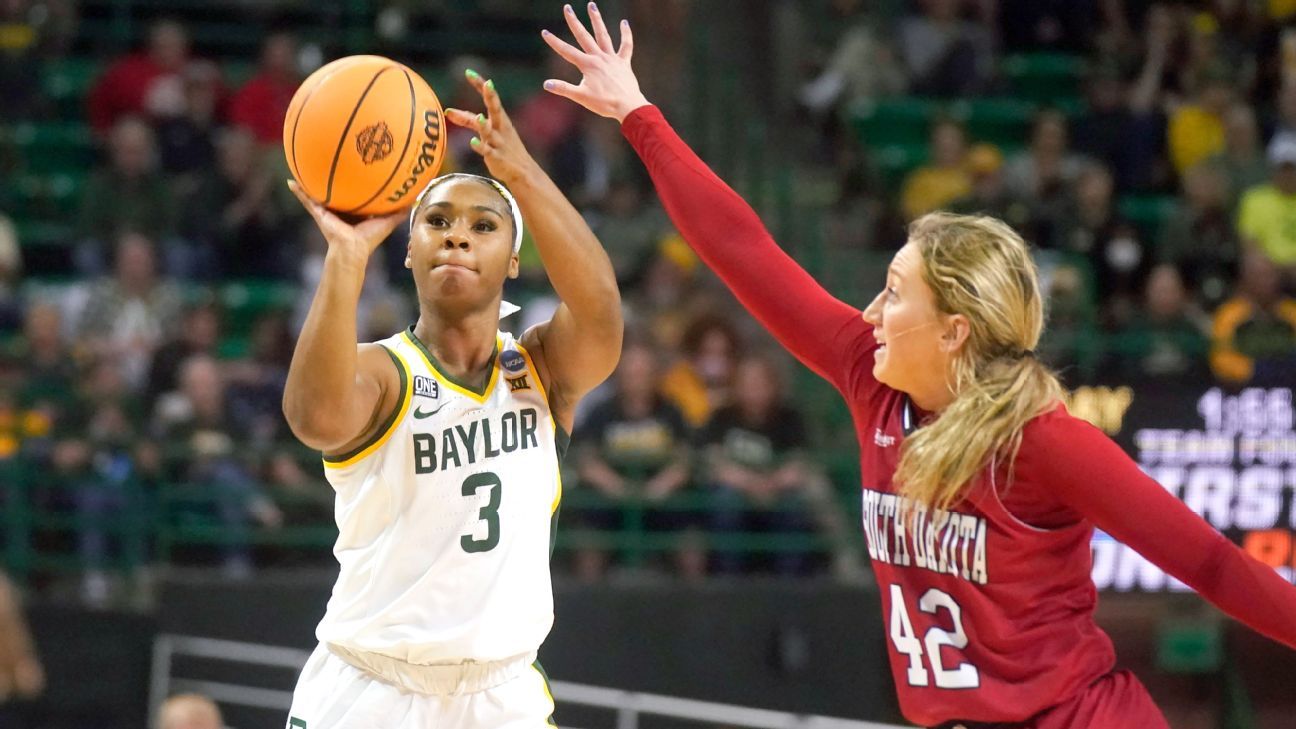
540, 3, 875, 393
281, 184, 407, 454
1039, 415, 1296, 650
446, 69, 623, 432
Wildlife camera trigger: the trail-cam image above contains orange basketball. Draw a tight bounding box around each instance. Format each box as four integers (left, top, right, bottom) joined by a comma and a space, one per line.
283, 55, 447, 216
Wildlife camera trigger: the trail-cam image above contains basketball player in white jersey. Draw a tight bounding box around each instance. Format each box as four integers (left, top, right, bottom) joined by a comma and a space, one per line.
281, 68, 623, 729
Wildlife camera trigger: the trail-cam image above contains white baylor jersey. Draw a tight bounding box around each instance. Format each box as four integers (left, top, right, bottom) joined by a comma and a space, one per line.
316, 327, 566, 665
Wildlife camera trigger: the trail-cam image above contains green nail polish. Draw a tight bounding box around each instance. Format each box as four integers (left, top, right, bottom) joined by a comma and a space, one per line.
466, 68, 481, 80
470, 136, 481, 147
477, 113, 486, 125
486, 79, 495, 92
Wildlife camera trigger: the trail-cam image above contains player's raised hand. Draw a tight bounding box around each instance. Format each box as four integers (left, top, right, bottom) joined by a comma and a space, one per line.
286, 180, 407, 259
445, 69, 540, 186
541, 3, 650, 122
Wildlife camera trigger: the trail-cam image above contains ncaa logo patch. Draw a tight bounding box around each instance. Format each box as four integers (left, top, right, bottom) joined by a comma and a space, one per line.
499, 349, 526, 375
414, 375, 439, 399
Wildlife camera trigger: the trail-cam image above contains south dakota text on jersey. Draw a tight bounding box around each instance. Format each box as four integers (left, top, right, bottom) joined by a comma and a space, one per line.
861, 488, 990, 585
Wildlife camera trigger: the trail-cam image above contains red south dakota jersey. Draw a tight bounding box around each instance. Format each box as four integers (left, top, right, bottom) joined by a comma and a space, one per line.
621, 103, 1296, 727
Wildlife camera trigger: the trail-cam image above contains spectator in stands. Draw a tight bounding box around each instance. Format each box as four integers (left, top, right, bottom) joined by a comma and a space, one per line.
87, 19, 196, 133
77, 233, 183, 392
1002, 109, 1087, 225
1052, 163, 1149, 326
1158, 161, 1239, 306
225, 310, 293, 445
156, 60, 223, 195
896, 0, 995, 97
900, 118, 971, 220
700, 354, 822, 576
144, 300, 221, 415
660, 313, 743, 428
798, 7, 906, 115
574, 341, 694, 580
0, 215, 20, 332
1208, 103, 1269, 209
157, 693, 223, 729
0, 570, 43, 719
588, 173, 670, 284
75, 117, 178, 274
1074, 9, 1174, 193
182, 127, 292, 278
996, 0, 1095, 53
1110, 263, 1211, 384
8, 301, 75, 419
55, 397, 143, 606
1168, 63, 1234, 176
949, 144, 1037, 235
0, 0, 45, 121
1237, 138, 1296, 274
622, 235, 705, 353
1210, 251, 1296, 386
229, 32, 300, 146
1264, 79, 1296, 153
152, 355, 282, 576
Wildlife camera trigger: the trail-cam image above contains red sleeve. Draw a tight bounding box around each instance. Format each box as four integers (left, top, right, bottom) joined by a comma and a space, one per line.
87, 64, 124, 132
621, 105, 877, 396
1026, 412, 1296, 650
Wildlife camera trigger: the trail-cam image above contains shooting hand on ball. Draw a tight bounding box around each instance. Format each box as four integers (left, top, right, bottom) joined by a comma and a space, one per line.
286, 181, 408, 262
541, 3, 649, 122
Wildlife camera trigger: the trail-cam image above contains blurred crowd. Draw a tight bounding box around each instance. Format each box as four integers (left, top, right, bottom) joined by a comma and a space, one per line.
1, 0, 1295, 603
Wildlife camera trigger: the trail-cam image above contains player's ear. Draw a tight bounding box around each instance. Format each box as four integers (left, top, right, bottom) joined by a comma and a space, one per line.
507, 253, 519, 279
941, 313, 971, 354
405, 240, 413, 269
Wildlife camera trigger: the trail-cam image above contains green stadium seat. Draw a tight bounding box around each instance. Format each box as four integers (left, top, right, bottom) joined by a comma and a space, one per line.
1118, 195, 1179, 240
871, 142, 929, 190
10, 122, 96, 175
13, 220, 75, 249
951, 97, 1036, 148
219, 279, 297, 335
849, 98, 938, 148
1001, 53, 1087, 105
10, 171, 84, 222
42, 58, 99, 120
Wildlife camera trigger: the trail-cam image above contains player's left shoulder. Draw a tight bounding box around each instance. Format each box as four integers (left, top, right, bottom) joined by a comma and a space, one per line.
1020, 401, 1106, 451
497, 331, 544, 398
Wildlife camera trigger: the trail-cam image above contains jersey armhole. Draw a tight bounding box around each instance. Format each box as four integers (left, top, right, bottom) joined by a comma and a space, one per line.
322, 344, 412, 469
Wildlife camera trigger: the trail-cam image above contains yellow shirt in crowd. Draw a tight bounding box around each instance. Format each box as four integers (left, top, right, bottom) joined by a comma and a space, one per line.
1237, 184, 1296, 265
1168, 105, 1226, 175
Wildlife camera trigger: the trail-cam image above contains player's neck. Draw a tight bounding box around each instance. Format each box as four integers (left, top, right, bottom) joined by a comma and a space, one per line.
412, 308, 499, 383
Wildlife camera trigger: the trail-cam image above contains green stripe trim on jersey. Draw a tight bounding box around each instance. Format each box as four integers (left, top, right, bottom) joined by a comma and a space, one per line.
323, 344, 408, 464
549, 500, 562, 558
533, 659, 558, 727
404, 325, 499, 397
554, 423, 570, 462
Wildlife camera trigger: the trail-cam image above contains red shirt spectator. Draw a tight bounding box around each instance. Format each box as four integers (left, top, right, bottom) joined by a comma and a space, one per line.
229, 33, 300, 145
87, 20, 191, 133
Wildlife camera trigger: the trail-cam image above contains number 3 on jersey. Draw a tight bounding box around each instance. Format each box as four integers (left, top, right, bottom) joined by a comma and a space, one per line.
461, 471, 502, 553
889, 584, 980, 689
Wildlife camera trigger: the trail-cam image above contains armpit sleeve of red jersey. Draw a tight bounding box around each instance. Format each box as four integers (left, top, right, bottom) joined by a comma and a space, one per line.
621, 105, 876, 396
1038, 415, 1296, 650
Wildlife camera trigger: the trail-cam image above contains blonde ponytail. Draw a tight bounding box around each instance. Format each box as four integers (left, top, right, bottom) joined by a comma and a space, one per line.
893, 213, 1064, 512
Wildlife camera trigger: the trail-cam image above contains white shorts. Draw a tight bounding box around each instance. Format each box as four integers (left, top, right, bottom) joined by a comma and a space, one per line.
286, 644, 557, 729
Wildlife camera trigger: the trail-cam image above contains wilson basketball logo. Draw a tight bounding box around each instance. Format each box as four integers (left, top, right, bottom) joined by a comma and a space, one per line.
356, 121, 394, 164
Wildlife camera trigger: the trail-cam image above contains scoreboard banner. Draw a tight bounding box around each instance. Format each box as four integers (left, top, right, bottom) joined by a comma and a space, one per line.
1068, 385, 1296, 592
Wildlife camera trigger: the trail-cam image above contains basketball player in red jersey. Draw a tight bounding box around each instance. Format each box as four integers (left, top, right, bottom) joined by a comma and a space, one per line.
542, 4, 1296, 728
